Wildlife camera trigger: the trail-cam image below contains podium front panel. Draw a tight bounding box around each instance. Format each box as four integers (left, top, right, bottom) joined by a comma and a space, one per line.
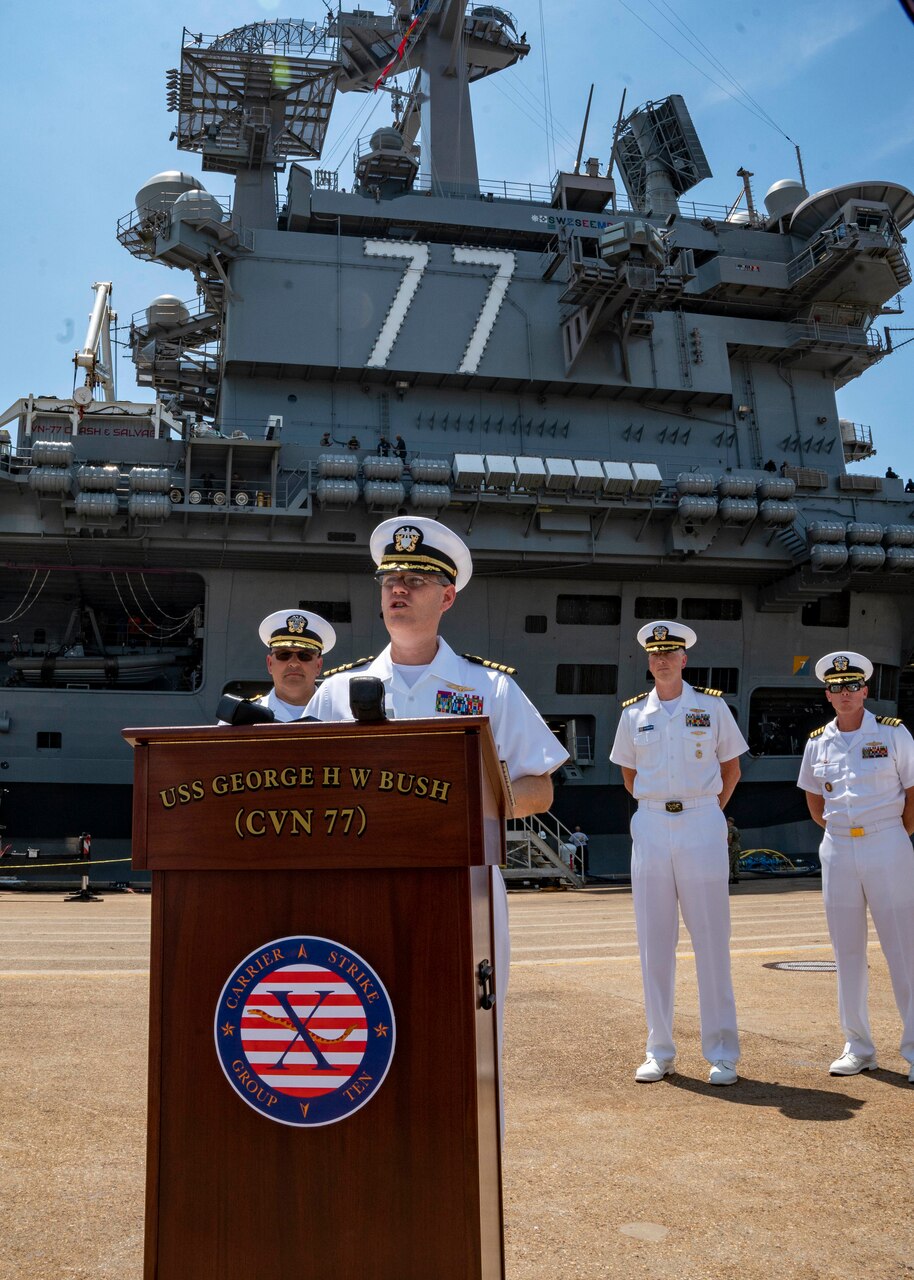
147, 867, 502, 1279
131, 719, 507, 1280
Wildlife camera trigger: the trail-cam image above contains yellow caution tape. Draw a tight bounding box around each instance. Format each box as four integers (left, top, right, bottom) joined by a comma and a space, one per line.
0, 856, 134, 871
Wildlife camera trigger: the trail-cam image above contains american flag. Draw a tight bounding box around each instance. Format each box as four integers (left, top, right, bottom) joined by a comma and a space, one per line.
239, 963, 367, 1098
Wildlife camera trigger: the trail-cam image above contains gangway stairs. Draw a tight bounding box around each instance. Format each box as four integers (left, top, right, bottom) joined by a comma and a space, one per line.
503, 813, 584, 888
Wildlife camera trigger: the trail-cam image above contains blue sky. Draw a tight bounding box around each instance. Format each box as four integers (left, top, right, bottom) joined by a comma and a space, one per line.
4, 0, 913, 472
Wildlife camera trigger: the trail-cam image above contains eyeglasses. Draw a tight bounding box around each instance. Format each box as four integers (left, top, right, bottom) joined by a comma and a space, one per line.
828, 680, 864, 693
270, 649, 317, 662
374, 573, 447, 590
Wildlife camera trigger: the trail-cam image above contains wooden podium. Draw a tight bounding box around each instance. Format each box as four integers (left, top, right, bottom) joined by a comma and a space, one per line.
125, 716, 508, 1280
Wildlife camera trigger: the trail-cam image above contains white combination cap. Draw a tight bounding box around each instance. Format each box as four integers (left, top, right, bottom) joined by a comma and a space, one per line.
814, 651, 873, 685
636, 620, 697, 652
258, 610, 336, 655
369, 517, 472, 591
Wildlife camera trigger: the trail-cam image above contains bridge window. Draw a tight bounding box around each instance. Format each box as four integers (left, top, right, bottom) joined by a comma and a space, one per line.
525, 615, 548, 634
36, 732, 62, 750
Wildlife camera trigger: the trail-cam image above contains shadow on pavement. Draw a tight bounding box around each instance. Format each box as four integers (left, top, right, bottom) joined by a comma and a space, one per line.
666, 1072, 866, 1121
868, 1068, 913, 1091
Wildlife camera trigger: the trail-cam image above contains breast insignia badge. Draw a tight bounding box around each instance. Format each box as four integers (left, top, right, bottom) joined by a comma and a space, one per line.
214, 935, 396, 1127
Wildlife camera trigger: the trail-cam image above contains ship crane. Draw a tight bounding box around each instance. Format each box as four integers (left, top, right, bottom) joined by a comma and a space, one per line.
73, 281, 116, 404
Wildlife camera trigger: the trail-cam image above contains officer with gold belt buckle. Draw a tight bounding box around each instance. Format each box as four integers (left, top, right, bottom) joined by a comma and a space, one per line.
610, 621, 749, 1086
798, 651, 914, 1082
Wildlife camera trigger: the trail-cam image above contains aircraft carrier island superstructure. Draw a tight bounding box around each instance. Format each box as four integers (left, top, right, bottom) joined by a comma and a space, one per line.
2, 4, 914, 862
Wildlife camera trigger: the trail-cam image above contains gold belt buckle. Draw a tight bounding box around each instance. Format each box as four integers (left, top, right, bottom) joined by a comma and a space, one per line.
665, 801, 683, 813
850, 826, 865, 838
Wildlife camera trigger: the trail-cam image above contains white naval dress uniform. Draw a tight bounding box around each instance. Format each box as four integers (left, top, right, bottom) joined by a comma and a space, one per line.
610, 681, 749, 1064
255, 689, 312, 722
306, 638, 570, 1057
798, 709, 914, 1066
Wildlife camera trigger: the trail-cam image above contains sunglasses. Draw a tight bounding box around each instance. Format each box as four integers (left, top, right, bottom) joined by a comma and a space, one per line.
270, 649, 317, 662
828, 680, 864, 693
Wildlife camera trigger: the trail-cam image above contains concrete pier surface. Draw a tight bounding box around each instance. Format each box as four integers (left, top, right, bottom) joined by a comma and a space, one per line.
1, 880, 911, 1280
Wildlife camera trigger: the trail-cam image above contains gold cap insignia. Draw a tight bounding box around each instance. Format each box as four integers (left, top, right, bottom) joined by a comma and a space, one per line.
653, 625, 669, 641
286, 614, 307, 635
393, 526, 421, 554
834, 655, 849, 672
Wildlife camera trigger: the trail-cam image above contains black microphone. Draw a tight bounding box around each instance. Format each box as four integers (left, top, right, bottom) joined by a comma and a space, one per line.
216, 693, 276, 725
349, 676, 387, 722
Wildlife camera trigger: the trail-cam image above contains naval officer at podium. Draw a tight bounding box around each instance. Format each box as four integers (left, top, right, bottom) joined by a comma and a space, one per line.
306, 517, 569, 1055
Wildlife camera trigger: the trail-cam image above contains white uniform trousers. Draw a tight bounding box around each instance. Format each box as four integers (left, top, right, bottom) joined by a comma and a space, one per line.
820, 824, 914, 1064
630, 804, 739, 1064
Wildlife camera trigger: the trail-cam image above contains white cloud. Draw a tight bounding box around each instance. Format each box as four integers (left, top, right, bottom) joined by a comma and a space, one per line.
696, 0, 889, 111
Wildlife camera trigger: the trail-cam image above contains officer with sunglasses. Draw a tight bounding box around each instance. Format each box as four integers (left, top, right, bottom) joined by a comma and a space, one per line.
253, 610, 337, 720
798, 651, 914, 1082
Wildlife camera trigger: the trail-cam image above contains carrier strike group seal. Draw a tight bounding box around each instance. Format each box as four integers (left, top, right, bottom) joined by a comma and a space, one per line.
214, 935, 396, 1128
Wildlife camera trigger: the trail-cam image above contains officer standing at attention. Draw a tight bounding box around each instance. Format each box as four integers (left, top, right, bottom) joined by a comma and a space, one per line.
610, 621, 748, 1086
254, 610, 336, 720
798, 652, 914, 1081
306, 517, 569, 1058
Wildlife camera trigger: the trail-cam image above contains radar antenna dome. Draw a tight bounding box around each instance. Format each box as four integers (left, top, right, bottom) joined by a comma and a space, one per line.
171, 190, 225, 223
145, 295, 192, 330
764, 179, 808, 222
369, 128, 405, 153
135, 171, 206, 217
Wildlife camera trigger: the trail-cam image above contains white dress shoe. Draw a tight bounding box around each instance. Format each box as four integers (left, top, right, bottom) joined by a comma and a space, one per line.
708, 1060, 738, 1086
829, 1051, 878, 1076
635, 1056, 674, 1083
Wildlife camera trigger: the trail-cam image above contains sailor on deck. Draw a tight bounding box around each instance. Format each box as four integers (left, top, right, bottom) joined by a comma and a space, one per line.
254, 609, 336, 721
306, 517, 569, 1063
798, 651, 914, 1082
610, 621, 748, 1085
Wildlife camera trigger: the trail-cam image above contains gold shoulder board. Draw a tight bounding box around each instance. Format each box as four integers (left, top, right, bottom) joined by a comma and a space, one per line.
622, 691, 649, 708
462, 653, 517, 676
692, 686, 722, 697
320, 656, 375, 678
808, 724, 828, 739
876, 715, 903, 728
